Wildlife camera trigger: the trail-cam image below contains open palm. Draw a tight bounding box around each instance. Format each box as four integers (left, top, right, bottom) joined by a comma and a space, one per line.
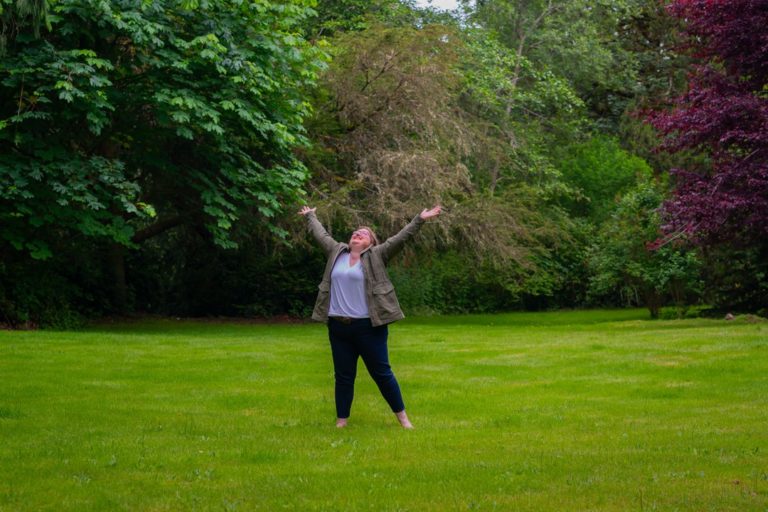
420, 205, 442, 220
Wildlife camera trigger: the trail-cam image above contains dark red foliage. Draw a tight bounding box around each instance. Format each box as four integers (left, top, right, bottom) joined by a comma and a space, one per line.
648, 0, 768, 243
668, 0, 768, 88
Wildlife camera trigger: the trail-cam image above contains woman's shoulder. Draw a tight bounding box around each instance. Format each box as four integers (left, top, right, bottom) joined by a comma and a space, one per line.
365, 246, 387, 261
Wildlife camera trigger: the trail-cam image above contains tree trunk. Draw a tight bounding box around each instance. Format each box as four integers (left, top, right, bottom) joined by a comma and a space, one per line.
645, 289, 661, 319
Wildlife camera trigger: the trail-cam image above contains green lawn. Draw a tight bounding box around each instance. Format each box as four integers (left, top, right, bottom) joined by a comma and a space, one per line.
1, 310, 767, 511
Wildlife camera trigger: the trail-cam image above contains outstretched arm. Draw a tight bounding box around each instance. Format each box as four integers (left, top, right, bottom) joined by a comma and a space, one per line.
299, 206, 338, 255
378, 205, 442, 261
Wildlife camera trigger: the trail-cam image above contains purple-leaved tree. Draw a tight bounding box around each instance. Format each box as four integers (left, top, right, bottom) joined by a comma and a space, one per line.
647, 0, 768, 246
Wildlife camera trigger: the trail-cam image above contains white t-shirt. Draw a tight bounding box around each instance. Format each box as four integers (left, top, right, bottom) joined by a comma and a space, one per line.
328, 252, 370, 318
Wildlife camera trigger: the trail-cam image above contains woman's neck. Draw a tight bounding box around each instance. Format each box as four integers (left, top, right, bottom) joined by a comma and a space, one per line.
349, 248, 362, 265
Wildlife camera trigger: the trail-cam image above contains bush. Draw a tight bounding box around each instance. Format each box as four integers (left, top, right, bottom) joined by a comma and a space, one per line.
389, 252, 517, 314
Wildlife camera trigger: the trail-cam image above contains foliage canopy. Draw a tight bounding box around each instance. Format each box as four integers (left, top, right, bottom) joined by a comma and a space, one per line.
1, 0, 326, 259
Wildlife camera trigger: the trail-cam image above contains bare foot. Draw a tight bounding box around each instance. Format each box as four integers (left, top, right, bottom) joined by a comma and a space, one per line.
336, 418, 348, 428
395, 410, 413, 429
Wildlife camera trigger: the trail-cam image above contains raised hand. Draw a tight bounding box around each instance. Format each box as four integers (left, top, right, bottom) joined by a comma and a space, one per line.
419, 205, 442, 220
298, 206, 317, 216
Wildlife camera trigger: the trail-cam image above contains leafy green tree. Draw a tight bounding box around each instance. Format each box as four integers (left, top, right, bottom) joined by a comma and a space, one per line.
1, 0, 325, 306
587, 182, 701, 318
468, 0, 640, 128
302, 0, 421, 39
459, 28, 584, 193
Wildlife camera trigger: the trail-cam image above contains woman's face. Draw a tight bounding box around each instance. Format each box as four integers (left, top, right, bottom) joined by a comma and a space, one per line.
349, 228, 373, 251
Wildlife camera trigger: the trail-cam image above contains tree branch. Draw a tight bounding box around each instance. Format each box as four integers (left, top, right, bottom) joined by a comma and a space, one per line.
131, 214, 187, 243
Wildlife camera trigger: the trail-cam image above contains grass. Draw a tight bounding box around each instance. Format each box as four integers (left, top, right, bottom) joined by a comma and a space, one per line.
1, 309, 767, 511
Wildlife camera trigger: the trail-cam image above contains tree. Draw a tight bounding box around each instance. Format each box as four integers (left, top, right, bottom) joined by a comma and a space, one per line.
468, 0, 648, 130
0, 5, 324, 253
299, 23, 591, 312
302, 24, 582, 262
459, 27, 584, 192
648, 0, 768, 245
303, 25, 470, 236
0, 0, 325, 308
302, 0, 420, 39
588, 182, 701, 318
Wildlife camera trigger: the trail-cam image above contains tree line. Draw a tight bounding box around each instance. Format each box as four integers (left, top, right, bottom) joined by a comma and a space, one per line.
1, 0, 765, 327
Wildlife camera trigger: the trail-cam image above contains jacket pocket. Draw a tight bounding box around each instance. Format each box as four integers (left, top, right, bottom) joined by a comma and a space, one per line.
372, 282, 394, 294
372, 282, 399, 316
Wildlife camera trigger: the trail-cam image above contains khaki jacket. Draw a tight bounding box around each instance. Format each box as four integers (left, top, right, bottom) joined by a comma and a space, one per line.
306, 212, 425, 326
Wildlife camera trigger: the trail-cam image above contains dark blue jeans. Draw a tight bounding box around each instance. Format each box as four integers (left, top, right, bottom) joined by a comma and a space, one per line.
328, 317, 405, 418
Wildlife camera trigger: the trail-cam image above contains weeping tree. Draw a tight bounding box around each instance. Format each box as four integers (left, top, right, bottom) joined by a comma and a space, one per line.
306, 26, 472, 236
298, 23, 587, 307
0, 0, 326, 310
303, 25, 526, 256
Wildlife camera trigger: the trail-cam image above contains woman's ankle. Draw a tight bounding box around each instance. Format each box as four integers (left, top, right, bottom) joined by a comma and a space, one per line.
336, 417, 348, 428
395, 410, 413, 429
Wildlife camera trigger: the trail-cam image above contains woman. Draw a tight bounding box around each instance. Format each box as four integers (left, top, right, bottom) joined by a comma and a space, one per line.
299, 205, 442, 428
